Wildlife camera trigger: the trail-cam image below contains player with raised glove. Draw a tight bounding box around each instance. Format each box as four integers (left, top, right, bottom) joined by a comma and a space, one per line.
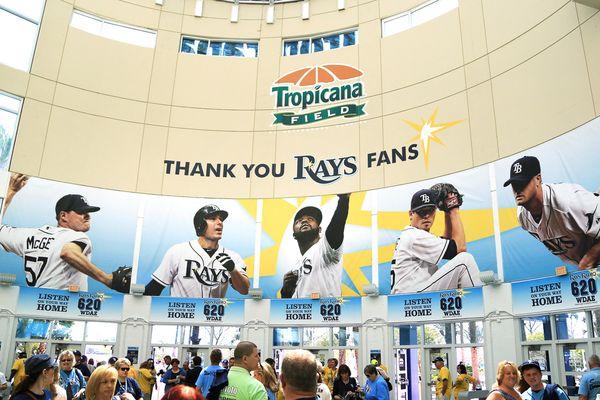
110, 266, 132, 293
430, 183, 463, 212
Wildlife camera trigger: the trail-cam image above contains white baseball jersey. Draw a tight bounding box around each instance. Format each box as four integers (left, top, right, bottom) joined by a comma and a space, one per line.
0, 225, 91, 290
518, 183, 600, 265
390, 226, 449, 294
151, 240, 247, 298
291, 236, 343, 298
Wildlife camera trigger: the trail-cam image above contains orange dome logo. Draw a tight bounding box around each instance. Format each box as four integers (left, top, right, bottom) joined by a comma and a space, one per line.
275, 64, 363, 87
272, 64, 366, 126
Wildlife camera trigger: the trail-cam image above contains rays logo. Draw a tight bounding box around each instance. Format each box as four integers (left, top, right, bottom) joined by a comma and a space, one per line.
513, 163, 522, 173
294, 155, 357, 184
421, 194, 430, 202
271, 64, 366, 126
182, 259, 230, 286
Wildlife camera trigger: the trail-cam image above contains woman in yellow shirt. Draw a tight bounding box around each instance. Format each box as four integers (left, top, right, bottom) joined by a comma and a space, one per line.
453, 363, 477, 400
136, 361, 156, 400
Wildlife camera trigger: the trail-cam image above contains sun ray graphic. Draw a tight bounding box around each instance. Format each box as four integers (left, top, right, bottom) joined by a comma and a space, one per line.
402, 108, 463, 170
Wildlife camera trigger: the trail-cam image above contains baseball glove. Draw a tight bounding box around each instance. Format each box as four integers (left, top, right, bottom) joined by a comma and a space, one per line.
110, 266, 132, 293
430, 183, 463, 212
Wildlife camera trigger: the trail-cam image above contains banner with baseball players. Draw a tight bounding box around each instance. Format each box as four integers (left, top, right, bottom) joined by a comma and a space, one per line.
269, 297, 362, 325
17, 286, 124, 321
512, 269, 599, 315
150, 296, 244, 324
377, 165, 496, 295
136, 197, 257, 299
387, 287, 484, 323
0, 176, 139, 295
258, 193, 373, 299
495, 116, 600, 282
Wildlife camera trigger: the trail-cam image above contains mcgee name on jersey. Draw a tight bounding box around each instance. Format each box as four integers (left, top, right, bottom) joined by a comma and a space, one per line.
26, 236, 55, 251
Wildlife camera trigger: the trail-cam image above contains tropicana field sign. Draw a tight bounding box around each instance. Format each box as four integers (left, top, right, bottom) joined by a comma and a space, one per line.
271, 64, 366, 126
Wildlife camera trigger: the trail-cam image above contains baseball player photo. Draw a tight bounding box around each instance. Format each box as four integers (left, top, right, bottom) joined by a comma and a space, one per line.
0, 173, 132, 293
390, 185, 482, 294
504, 155, 600, 269
143, 204, 250, 297
280, 193, 350, 298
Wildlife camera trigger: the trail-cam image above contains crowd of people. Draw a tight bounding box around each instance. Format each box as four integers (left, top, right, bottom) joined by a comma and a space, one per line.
0, 343, 394, 400
5, 346, 600, 400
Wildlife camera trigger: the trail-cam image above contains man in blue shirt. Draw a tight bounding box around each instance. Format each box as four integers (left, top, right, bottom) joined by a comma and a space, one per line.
196, 349, 225, 397
363, 365, 389, 400
579, 355, 600, 400
518, 360, 568, 400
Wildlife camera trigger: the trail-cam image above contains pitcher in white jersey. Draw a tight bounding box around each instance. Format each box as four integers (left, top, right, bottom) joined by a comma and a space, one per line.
390, 188, 481, 294
144, 204, 250, 298
0, 173, 128, 292
504, 155, 600, 269
280, 194, 350, 299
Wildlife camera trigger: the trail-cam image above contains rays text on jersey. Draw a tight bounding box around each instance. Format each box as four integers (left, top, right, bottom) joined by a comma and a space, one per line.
183, 259, 230, 286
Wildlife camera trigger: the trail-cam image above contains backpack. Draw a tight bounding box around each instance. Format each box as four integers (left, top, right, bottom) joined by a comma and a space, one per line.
542, 383, 563, 400
206, 369, 229, 400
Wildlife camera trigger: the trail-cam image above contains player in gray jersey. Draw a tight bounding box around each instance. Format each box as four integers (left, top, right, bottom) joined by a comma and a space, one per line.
390, 188, 481, 294
504, 155, 600, 269
280, 194, 350, 298
144, 204, 250, 298
0, 174, 130, 292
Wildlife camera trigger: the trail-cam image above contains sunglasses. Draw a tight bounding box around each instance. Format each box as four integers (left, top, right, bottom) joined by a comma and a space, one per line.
120, 368, 130, 371
61, 359, 74, 363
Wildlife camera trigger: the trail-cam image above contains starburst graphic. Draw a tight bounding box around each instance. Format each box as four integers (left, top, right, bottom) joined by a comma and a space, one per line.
402, 108, 464, 169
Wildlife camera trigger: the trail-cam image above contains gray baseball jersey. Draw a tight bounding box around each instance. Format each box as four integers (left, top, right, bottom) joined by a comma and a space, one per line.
0, 225, 91, 290
518, 183, 600, 265
292, 236, 343, 298
390, 226, 449, 294
151, 240, 247, 298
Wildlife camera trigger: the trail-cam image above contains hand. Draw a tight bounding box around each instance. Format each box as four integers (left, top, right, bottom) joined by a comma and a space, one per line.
8, 173, 28, 194
216, 252, 235, 272
281, 270, 299, 298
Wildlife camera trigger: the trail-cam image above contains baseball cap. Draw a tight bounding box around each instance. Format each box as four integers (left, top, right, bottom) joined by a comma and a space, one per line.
411, 189, 437, 212
294, 206, 322, 225
25, 354, 57, 375
55, 194, 100, 216
503, 156, 540, 187
433, 357, 444, 363
519, 360, 541, 372
108, 356, 118, 365
73, 350, 82, 357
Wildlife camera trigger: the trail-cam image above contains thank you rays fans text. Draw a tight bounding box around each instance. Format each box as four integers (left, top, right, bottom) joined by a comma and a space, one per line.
271, 64, 366, 126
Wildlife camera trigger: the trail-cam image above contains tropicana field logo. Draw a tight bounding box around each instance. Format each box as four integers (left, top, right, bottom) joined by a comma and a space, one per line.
271, 64, 366, 126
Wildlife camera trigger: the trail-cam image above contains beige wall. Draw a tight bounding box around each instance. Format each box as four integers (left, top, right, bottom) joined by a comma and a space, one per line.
3, 0, 599, 198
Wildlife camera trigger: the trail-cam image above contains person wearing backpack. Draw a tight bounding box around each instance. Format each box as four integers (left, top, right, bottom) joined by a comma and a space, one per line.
519, 360, 568, 400
219, 341, 266, 400
196, 350, 225, 398
579, 355, 600, 400
58, 351, 86, 400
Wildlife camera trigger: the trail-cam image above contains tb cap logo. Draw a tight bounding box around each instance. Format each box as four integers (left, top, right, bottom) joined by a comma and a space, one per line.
420, 194, 430, 203
513, 163, 522, 174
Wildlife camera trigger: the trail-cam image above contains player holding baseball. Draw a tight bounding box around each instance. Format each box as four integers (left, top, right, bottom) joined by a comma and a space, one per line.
504, 155, 600, 269
280, 194, 350, 298
390, 187, 482, 293
0, 173, 131, 292
144, 204, 250, 297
